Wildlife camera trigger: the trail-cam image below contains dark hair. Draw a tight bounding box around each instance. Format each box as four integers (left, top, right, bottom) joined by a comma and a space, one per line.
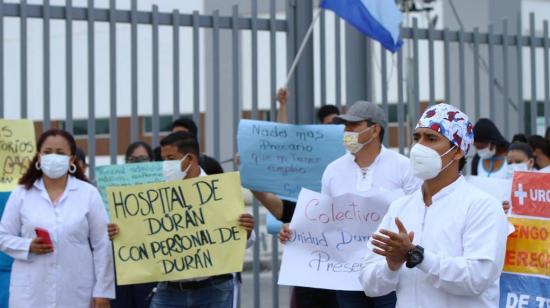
171, 117, 198, 139
317, 105, 340, 123
473, 118, 509, 146
511, 133, 528, 143
19, 129, 88, 190
528, 135, 550, 157
199, 155, 224, 175
153, 147, 162, 161
125, 141, 154, 162
367, 120, 385, 143
160, 132, 200, 158
75, 148, 87, 165
449, 141, 466, 171
546, 126, 550, 141
508, 142, 534, 158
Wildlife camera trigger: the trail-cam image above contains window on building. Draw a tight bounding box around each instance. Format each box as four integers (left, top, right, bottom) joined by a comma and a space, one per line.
143, 115, 180, 134
60, 118, 110, 136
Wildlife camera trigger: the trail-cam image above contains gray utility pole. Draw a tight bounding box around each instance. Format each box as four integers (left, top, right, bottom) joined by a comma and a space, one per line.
287, 0, 315, 124
346, 24, 374, 106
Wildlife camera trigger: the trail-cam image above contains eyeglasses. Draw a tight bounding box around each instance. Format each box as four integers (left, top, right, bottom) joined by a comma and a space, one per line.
126, 156, 150, 163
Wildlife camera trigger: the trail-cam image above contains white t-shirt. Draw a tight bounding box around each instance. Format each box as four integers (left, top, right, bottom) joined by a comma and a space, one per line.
477, 157, 509, 179
538, 165, 550, 173
321, 146, 421, 197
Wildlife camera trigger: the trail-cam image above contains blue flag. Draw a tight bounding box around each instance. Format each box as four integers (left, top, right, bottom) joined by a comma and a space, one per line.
321, 0, 403, 52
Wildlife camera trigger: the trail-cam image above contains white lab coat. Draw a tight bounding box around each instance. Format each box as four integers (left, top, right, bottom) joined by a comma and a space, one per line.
0, 176, 115, 308
359, 176, 509, 308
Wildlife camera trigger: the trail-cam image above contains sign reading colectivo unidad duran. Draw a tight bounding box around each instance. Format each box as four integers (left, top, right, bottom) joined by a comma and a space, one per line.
278, 188, 403, 291
0, 119, 36, 191
237, 119, 345, 201
107, 172, 247, 285
500, 171, 550, 308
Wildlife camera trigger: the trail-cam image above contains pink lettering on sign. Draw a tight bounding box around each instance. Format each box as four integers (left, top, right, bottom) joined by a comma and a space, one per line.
304, 199, 382, 224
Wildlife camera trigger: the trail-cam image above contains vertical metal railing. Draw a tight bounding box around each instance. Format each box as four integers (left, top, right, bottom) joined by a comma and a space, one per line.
517, 12, 525, 130
20, 0, 28, 119
108, 0, 117, 164
42, 0, 50, 130
530, 13, 538, 135
488, 24, 495, 118
129, 0, 138, 142
443, 27, 450, 105
151, 5, 160, 148
502, 19, 510, 138
65, 0, 73, 134
172, 9, 180, 121
544, 21, 550, 126
473, 27, 481, 120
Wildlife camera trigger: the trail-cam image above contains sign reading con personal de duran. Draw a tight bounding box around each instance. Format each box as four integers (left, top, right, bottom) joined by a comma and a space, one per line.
501, 171, 550, 308
237, 119, 345, 201
278, 188, 402, 291
107, 172, 247, 285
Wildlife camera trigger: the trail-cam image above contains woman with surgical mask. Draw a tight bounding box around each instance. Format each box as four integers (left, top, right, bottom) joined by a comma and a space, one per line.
0, 129, 114, 308
471, 118, 510, 179
506, 142, 535, 177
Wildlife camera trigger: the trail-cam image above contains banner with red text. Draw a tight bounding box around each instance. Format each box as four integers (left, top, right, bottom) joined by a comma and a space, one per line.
511, 171, 550, 218
278, 188, 402, 290
501, 171, 550, 308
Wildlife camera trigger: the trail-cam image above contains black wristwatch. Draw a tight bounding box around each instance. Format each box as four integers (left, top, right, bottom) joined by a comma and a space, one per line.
405, 245, 424, 268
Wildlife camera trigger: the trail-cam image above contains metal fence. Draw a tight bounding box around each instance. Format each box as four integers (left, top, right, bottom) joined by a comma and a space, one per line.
0, 0, 550, 307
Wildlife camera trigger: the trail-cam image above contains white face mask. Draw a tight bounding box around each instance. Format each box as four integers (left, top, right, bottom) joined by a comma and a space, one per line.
39, 154, 70, 179
507, 162, 529, 177
163, 154, 191, 182
477, 145, 496, 160
410, 144, 457, 180
343, 126, 375, 154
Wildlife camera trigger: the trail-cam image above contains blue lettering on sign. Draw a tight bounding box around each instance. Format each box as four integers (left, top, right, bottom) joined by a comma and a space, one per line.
238, 120, 345, 200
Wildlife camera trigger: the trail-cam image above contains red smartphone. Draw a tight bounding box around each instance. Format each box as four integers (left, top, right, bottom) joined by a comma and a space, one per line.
35, 228, 53, 246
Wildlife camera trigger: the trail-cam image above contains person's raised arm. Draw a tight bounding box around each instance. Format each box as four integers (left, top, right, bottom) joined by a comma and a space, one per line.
276, 88, 289, 124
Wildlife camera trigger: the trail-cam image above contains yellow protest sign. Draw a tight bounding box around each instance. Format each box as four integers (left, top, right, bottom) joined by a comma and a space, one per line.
108, 172, 247, 285
0, 120, 36, 191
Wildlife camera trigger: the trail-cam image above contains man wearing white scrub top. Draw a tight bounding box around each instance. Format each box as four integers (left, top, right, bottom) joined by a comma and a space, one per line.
360, 103, 508, 308
280, 101, 421, 308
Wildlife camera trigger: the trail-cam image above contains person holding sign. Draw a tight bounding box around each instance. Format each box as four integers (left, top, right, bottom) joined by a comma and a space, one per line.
0, 129, 114, 308
110, 141, 157, 308
110, 132, 254, 308
280, 101, 421, 307
360, 103, 509, 308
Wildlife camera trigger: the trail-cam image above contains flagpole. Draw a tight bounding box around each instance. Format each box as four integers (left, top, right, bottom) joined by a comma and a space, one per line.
283, 9, 322, 88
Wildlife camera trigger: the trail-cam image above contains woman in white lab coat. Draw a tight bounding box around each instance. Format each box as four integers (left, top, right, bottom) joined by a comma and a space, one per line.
0, 129, 114, 308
